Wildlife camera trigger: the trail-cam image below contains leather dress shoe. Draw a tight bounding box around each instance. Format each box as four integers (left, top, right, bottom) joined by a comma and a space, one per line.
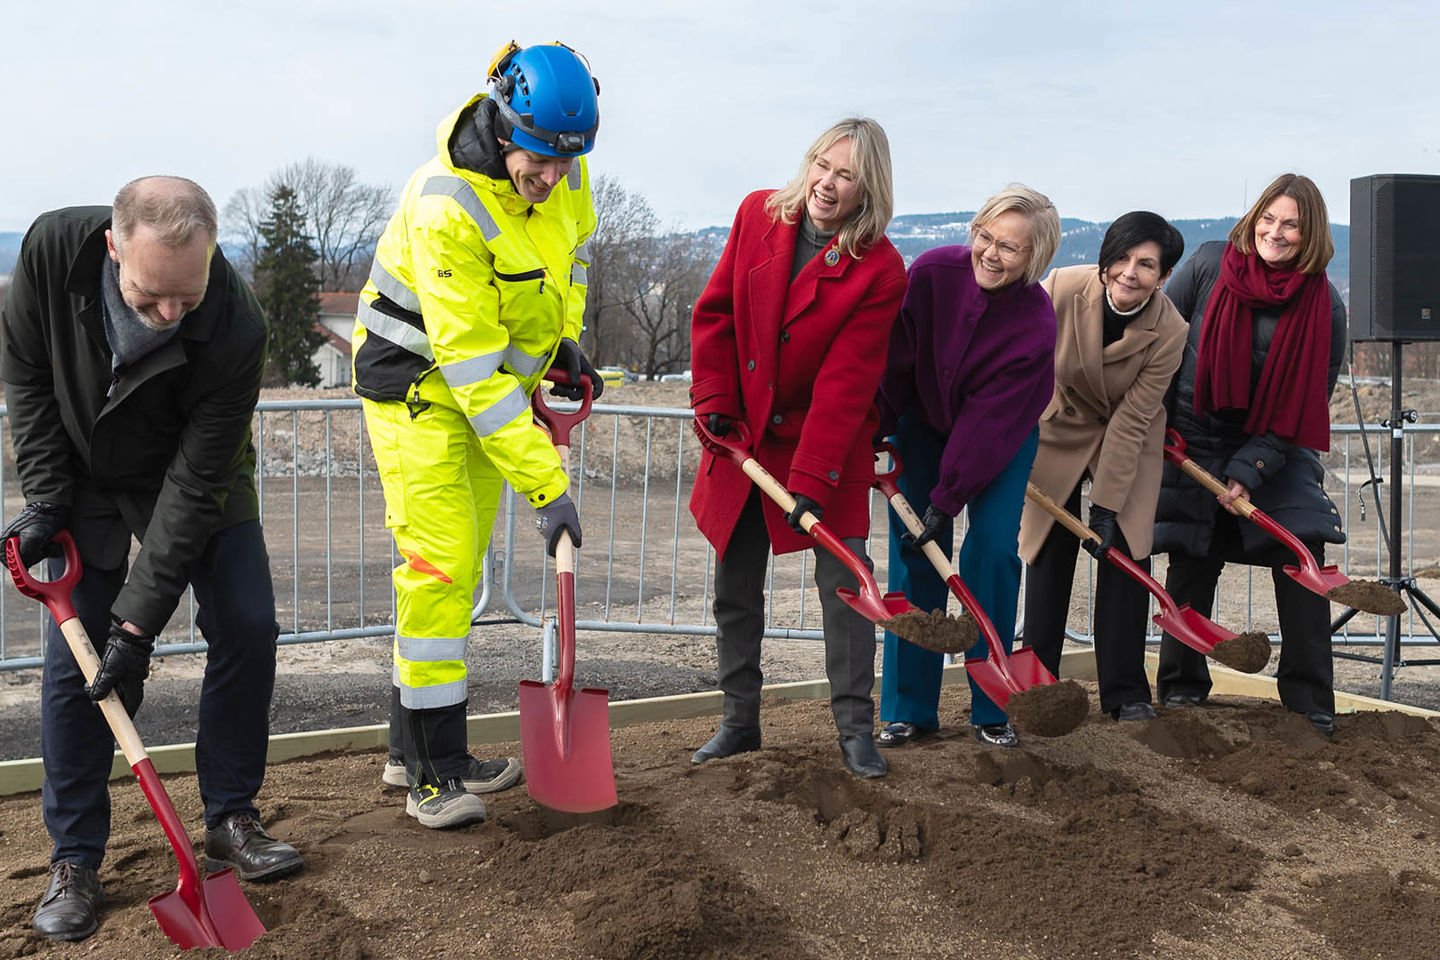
839, 734, 888, 779
877, 721, 935, 748
1112, 701, 1157, 722
32, 861, 103, 942
1161, 691, 1205, 708
1306, 711, 1336, 737
691, 725, 760, 765
973, 722, 1020, 749
204, 813, 304, 881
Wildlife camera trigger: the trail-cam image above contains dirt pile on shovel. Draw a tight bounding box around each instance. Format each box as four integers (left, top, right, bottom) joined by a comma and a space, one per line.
1209, 631, 1273, 673
1004, 680, 1090, 736
3, 685, 1440, 959
1328, 580, 1408, 616
880, 609, 977, 653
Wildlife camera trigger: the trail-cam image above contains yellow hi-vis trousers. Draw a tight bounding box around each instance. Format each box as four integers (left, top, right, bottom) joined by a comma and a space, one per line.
362, 377, 505, 710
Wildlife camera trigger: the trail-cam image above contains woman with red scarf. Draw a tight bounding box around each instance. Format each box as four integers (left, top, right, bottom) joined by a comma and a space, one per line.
1152, 173, 1347, 736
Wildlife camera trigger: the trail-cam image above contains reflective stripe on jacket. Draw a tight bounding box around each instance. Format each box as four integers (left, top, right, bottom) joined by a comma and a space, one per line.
353, 92, 596, 507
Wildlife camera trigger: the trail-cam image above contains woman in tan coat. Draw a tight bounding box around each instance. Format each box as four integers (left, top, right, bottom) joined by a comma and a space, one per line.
1019, 211, 1187, 720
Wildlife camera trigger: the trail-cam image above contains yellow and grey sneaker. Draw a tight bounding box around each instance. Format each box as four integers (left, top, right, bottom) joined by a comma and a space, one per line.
384, 756, 523, 795
405, 779, 486, 829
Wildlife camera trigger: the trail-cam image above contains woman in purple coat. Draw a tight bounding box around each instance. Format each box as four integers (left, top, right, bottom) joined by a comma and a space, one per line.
876, 185, 1061, 749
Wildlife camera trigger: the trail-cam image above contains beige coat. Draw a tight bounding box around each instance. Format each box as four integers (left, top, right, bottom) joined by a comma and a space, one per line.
1019, 264, 1187, 562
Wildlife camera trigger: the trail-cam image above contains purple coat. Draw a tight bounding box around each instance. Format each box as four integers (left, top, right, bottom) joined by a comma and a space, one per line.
878, 245, 1056, 515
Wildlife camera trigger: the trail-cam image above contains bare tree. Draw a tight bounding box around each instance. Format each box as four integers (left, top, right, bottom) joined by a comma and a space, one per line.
619, 231, 711, 380
583, 175, 658, 366
223, 159, 393, 291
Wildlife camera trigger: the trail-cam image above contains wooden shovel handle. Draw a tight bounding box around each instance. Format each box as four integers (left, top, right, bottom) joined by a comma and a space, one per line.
1170, 455, 1258, 519
1025, 483, 1103, 544
57, 616, 150, 767
884, 487, 960, 579
738, 459, 820, 534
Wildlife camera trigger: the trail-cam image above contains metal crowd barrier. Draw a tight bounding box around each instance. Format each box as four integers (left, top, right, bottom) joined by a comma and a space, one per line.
1, 398, 1437, 673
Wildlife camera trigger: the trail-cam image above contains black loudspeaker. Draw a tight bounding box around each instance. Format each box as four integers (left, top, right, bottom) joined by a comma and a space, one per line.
1350, 174, 1440, 342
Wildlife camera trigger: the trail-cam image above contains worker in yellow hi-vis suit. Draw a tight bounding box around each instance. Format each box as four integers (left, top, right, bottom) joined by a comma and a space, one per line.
353, 40, 603, 829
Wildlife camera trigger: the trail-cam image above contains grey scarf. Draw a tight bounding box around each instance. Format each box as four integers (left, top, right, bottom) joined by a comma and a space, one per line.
99, 257, 181, 371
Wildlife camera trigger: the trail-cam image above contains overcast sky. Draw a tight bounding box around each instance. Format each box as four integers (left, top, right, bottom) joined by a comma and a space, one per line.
3, 0, 1437, 233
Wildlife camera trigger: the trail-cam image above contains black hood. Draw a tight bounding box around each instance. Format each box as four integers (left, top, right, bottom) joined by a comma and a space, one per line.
449, 97, 510, 181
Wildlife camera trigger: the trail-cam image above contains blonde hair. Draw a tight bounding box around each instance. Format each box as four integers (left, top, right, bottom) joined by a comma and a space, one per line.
1228, 173, 1334, 275
765, 117, 894, 258
112, 176, 218, 249
971, 184, 1061, 286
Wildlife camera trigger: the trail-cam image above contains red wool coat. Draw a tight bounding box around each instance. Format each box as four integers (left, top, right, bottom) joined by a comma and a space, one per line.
689, 190, 908, 558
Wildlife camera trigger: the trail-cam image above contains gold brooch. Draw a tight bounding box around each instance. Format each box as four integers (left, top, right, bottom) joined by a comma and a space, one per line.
824, 248, 840, 267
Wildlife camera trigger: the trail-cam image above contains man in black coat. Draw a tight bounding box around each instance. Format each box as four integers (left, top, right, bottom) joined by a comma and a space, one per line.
0, 176, 303, 942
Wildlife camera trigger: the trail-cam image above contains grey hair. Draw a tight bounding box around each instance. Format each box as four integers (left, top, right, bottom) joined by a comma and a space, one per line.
971, 183, 1061, 286
112, 176, 219, 248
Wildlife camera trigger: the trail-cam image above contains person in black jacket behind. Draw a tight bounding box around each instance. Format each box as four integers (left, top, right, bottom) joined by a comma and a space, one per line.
1153, 173, 1347, 736
0, 177, 303, 942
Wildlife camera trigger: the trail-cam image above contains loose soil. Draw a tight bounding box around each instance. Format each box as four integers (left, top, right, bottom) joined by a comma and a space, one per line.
3, 684, 1439, 959
1209, 632, 1273, 674
878, 609, 977, 654
6, 381, 1440, 956
1002, 679, 1089, 737
1326, 580, 1409, 618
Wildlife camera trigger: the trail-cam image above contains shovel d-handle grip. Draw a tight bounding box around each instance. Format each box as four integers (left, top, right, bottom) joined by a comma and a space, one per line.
533, 371, 595, 449
5, 530, 83, 622
4, 533, 149, 767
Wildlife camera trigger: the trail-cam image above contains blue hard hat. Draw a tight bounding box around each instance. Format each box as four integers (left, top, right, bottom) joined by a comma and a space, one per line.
491, 43, 600, 157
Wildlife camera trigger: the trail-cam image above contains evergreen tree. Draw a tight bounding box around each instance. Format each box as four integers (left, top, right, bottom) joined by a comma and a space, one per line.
253, 184, 324, 386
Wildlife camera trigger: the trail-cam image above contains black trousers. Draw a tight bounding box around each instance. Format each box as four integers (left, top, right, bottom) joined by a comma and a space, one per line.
711, 491, 876, 737
1157, 508, 1334, 716
41, 519, 278, 869
1023, 484, 1153, 713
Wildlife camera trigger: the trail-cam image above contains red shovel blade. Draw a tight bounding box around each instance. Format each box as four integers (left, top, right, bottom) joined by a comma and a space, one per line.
1103, 551, 1233, 655
1005, 648, 1055, 689
963, 658, 1016, 710
149, 868, 265, 952
519, 682, 617, 814
520, 553, 617, 814
130, 758, 266, 951
834, 586, 918, 623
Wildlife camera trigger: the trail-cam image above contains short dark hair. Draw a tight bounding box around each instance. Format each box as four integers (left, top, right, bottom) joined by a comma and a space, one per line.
1098, 210, 1185, 278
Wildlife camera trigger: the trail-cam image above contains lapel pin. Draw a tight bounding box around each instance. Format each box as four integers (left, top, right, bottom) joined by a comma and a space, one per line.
824, 248, 840, 267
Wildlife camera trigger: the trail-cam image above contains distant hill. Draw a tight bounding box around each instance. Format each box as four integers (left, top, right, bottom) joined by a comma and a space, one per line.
0, 219, 1353, 297
885, 213, 1350, 297
686, 214, 1350, 298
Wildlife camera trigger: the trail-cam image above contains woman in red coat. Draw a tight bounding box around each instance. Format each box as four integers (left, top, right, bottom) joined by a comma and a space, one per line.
688, 117, 908, 778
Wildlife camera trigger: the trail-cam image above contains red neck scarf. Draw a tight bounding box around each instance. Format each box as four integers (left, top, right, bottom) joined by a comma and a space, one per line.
1193, 243, 1333, 450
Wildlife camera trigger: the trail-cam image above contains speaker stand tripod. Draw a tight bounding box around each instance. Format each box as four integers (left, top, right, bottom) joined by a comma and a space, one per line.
1331, 341, 1440, 699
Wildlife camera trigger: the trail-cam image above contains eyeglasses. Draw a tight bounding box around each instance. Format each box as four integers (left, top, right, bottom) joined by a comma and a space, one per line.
973, 227, 1031, 264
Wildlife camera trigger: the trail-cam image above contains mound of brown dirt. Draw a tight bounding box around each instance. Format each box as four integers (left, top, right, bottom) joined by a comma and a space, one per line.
2, 685, 1440, 959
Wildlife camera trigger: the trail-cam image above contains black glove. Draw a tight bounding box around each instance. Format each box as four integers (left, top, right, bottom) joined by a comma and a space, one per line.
1084, 503, 1119, 558
549, 338, 603, 401
535, 492, 582, 556
87, 620, 154, 717
706, 413, 735, 437
0, 501, 69, 567
785, 494, 823, 535
904, 504, 950, 549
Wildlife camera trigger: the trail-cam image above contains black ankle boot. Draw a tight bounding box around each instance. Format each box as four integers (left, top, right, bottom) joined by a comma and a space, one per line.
838, 734, 888, 779
691, 725, 760, 764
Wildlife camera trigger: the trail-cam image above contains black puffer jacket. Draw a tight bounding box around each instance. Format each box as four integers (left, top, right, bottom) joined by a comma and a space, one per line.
1153, 241, 1348, 560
